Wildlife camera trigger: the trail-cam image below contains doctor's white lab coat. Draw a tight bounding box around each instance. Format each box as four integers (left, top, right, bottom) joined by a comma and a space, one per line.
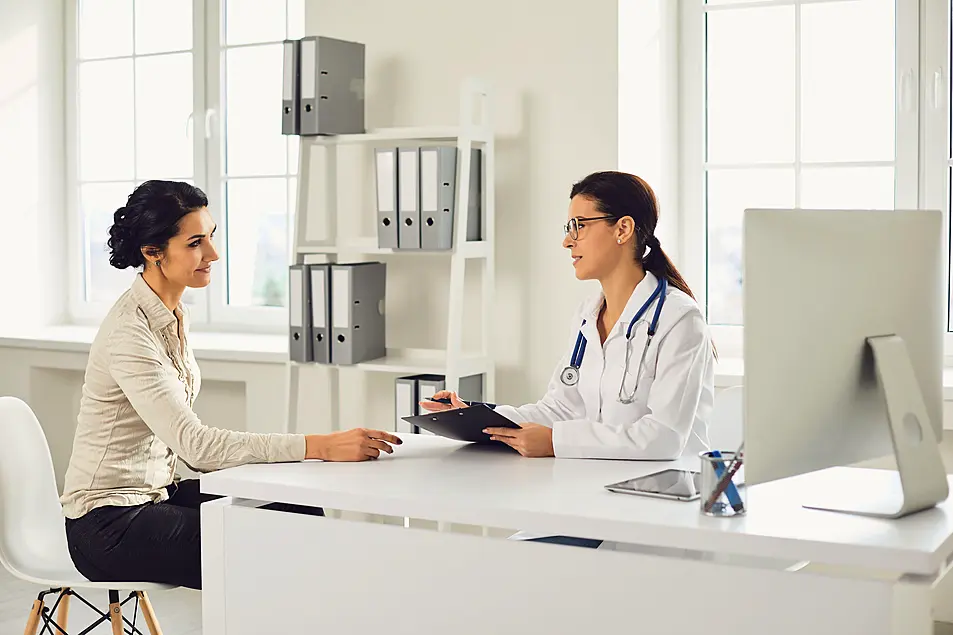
495, 271, 715, 461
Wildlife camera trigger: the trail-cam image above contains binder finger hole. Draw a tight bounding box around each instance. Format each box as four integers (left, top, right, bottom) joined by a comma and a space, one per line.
382, 218, 391, 227
293, 333, 300, 341
337, 335, 346, 343
426, 218, 434, 226
305, 104, 312, 112
404, 218, 413, 226
316, 334, 323, 342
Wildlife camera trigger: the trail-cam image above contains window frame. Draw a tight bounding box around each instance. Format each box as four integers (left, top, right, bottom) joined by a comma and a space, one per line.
66, 0, 295, 333
677, 0, 921, 360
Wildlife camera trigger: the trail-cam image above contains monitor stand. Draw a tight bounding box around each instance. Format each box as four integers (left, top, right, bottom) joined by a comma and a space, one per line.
801, 335, 950, 519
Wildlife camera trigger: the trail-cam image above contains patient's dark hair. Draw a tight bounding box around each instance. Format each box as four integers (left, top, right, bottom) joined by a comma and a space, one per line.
107, 180, 209, 269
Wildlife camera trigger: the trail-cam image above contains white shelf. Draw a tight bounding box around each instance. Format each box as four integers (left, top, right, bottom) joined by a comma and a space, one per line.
303, 126, 491, 145
287, 79, 496, 434
297, 240, 491, 259
292, 349, 490, 377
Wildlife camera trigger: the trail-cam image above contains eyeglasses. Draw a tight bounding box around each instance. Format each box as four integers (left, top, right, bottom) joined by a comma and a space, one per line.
563, 215, 615, 241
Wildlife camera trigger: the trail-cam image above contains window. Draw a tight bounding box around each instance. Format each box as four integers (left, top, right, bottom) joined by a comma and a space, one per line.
68, 0, 304, 328
680, 0, 917, 342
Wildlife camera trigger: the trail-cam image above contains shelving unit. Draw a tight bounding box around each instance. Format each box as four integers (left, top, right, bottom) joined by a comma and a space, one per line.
285, 79, 496, 435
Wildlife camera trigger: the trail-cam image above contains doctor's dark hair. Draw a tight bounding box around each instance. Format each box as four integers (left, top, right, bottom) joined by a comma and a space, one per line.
569, 171, 697, 301
107, 180, 209, 270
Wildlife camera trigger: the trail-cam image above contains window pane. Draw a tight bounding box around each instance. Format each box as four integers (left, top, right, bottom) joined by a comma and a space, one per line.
82, 182, 137, 304
135, 53, 194, 179
707, 168, 795, 325
225, 0, 287, 46
801, 0, 895, 163
225, 45, 286, 176
800, 167, 895, 210
79, 59, 135, 181
135, 0, 192, 55
706, 6, 795, 164
225, 178, 289, 308
79, 0, 133, 60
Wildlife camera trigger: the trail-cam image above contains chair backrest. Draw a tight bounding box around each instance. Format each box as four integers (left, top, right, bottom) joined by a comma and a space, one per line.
709, 386, 744, 453
0, 396, 71, 576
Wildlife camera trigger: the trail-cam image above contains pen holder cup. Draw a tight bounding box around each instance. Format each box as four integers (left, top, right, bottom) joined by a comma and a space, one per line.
699, 451, 746, 517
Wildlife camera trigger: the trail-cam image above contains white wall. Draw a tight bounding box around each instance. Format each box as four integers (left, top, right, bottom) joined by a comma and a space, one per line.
305, 0, 619, 412
618, 0, 680, 263
0, 0, 67, 330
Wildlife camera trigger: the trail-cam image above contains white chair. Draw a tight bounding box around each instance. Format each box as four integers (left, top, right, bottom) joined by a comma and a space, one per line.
0, 396, 171, 635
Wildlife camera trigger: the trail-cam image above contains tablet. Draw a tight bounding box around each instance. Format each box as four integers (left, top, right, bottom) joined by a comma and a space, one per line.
604, 469, 702, 502
401, 404, 520, 445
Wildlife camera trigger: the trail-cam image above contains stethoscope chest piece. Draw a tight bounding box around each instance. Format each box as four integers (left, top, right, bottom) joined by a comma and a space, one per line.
560, 366, 580, 386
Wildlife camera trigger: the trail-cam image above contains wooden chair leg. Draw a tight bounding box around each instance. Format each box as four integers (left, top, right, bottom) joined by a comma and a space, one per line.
22, 599, 44, 635
136, 592, 164, 635
108, 590, 124, 635
56, 589, 70, 633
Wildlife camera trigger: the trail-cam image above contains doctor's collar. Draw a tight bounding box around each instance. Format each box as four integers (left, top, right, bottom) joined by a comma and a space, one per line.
584, 271, 662, 325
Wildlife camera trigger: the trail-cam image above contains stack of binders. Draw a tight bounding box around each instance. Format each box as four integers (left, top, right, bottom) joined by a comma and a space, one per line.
288, 262, 386, 365
282, 35, 366, 136
394, 374, 485, 434
375, 146, 483, 251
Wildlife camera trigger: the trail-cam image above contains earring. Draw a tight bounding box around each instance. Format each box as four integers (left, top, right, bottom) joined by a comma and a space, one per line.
617, 239, 622, 244
155, 261, 161, 267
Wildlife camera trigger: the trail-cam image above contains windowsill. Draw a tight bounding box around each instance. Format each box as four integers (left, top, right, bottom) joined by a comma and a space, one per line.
0, 325, 287, 364
2, 332, 953, 399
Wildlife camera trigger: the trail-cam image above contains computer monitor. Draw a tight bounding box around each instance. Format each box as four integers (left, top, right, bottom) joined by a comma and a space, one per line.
743, 208, 949, 518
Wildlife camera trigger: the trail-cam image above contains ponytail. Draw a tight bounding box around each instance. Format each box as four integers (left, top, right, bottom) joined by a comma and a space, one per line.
643, 235, 716, 358
641, 235, 696, 301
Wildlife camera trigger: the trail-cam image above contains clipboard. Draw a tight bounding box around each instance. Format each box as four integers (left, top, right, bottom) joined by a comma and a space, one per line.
400, 404, 520, 444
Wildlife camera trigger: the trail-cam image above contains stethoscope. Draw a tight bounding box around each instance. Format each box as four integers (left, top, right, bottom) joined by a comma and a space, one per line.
560, 277, 667, 404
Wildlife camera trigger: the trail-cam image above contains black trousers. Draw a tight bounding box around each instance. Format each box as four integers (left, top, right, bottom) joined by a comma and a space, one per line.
65, 479, 323, 590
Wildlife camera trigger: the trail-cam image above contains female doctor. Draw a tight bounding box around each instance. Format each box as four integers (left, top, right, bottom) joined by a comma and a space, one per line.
422, 171, 715, 460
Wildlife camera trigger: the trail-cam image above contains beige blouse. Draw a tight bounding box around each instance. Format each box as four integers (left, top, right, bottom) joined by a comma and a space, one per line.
61, 274, 305, 519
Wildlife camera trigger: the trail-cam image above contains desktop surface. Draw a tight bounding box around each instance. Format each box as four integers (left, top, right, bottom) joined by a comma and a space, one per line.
201, 434, 953, 575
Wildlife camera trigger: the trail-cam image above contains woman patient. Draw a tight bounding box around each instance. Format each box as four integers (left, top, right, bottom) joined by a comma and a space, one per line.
60, 180, 400, 589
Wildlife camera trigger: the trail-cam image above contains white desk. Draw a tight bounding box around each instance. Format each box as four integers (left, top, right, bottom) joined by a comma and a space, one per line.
200, 435, 953, 635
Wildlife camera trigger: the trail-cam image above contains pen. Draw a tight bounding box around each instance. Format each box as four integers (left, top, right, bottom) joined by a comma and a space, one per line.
705, 449, 745, 513
426, 397, 471, 406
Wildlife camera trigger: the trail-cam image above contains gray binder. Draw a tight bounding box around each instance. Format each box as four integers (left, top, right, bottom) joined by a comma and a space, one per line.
281, 39, 300, 135
395, 376, 418, 434
419, 147, 483, 250
375, 148, 399, 248
298, 36, 366, 136
397, 147, 420, 249
310, 264, 331, 364
288, 264, 313, 363
331, 262, 386, 365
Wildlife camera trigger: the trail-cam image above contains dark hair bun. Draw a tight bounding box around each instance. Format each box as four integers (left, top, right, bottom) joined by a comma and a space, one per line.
105, 180, 209, 271
107, 207, 144, 269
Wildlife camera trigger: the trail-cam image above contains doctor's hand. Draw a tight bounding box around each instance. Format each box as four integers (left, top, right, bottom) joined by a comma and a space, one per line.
419, 390, 469, 412
483, 423, 555, 458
